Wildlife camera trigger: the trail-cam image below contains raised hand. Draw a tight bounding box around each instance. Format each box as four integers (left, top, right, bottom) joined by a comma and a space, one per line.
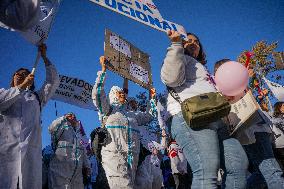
18, 74, 34, 90
150, 88, 156, 99
167, 30, 182, 43
99, 56, 107, 72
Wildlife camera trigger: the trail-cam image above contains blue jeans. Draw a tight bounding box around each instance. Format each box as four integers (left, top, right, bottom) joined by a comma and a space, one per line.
243, 132, 284, 189
170, 112, 248, 189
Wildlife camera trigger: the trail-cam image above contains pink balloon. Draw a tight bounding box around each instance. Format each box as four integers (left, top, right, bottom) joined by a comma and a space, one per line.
215, 61, 249, 96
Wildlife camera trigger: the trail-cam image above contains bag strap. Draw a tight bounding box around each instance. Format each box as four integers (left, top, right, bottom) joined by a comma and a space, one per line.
167, 86, 183, 104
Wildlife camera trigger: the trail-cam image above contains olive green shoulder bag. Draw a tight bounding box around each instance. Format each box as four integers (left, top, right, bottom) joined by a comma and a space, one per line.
168, 87, 231, 129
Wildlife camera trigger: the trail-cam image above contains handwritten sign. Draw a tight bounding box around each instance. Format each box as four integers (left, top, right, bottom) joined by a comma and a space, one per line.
20, 0, 61, 45
227, 91, 262, 135
104, 29, 153, 89
51, 74, 97, 110
273, 52, 284, 70
110, 32, 132, 57
130, 62, 149, 84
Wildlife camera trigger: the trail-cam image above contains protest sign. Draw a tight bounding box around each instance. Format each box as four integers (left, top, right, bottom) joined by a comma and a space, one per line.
89, 0, 187, 38
263, 77, 284, 102
273, 52, 284, 70
20, 0, 61, 45
104, 29, 153, 89
51, 74, 97, 110
226, 91, 263, 135
0, 0, 60, 45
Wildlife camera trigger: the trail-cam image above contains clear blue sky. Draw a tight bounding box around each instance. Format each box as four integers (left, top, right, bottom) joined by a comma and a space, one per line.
0, 0, 283, 148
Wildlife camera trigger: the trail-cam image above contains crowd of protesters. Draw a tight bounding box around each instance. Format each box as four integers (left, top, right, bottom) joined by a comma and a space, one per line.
1, 3, 284, 188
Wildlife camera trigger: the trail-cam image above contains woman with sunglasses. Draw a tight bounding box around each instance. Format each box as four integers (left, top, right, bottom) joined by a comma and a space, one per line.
0, 44, 59, 189
160, 31, 248, 188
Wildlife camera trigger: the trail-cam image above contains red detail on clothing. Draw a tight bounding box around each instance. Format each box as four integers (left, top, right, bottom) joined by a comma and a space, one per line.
169, 149, 178, 158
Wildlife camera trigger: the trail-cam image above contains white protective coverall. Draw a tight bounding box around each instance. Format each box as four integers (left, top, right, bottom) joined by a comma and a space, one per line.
92, 71, 153, 189
134, 142, 163, 189
168, 141, 188, 175
0, 63, 59, 189
48, 116, 90, 189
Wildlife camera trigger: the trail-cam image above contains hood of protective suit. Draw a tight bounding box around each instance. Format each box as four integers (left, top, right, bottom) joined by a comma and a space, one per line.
148, 141, 163, 152
109, 86, 123, 105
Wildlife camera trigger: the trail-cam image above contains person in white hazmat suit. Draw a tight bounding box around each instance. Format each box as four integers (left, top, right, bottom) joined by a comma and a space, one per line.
92, 56, 155, 189
0, 44, 59, 189
135, 141, 164, 189
48, 113, 91, 189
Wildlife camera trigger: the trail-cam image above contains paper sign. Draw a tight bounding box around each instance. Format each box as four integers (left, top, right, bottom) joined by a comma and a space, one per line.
110, 32, 131, 57
51, 74, 97, 110
130, 62, 149, 84
227, 91, 262, 134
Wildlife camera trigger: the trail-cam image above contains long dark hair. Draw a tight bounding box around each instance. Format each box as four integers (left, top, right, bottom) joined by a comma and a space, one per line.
185, 32, 207, 65
274, 102, 284, 118
10, 68, 35, 91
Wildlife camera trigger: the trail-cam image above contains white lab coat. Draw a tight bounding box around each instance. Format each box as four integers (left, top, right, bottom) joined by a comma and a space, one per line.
0, 64, 59, 189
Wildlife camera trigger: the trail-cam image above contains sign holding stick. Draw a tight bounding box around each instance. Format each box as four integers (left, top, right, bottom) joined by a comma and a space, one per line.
104, 29, 153, 89
31, 50, 42, 75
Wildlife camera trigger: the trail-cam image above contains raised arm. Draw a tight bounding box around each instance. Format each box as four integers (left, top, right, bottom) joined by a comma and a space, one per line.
92, 56, 111, 116
161, 31, 186, 87
135, 88, 156, 126
36, 44, 59, 107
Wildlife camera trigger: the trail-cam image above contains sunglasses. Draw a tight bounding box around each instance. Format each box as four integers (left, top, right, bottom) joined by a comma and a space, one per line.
15, 71, 29, 77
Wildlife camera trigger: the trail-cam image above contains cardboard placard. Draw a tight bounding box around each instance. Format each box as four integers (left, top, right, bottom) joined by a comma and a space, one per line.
273, 52, 284, 70
104, 29, 153, 89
